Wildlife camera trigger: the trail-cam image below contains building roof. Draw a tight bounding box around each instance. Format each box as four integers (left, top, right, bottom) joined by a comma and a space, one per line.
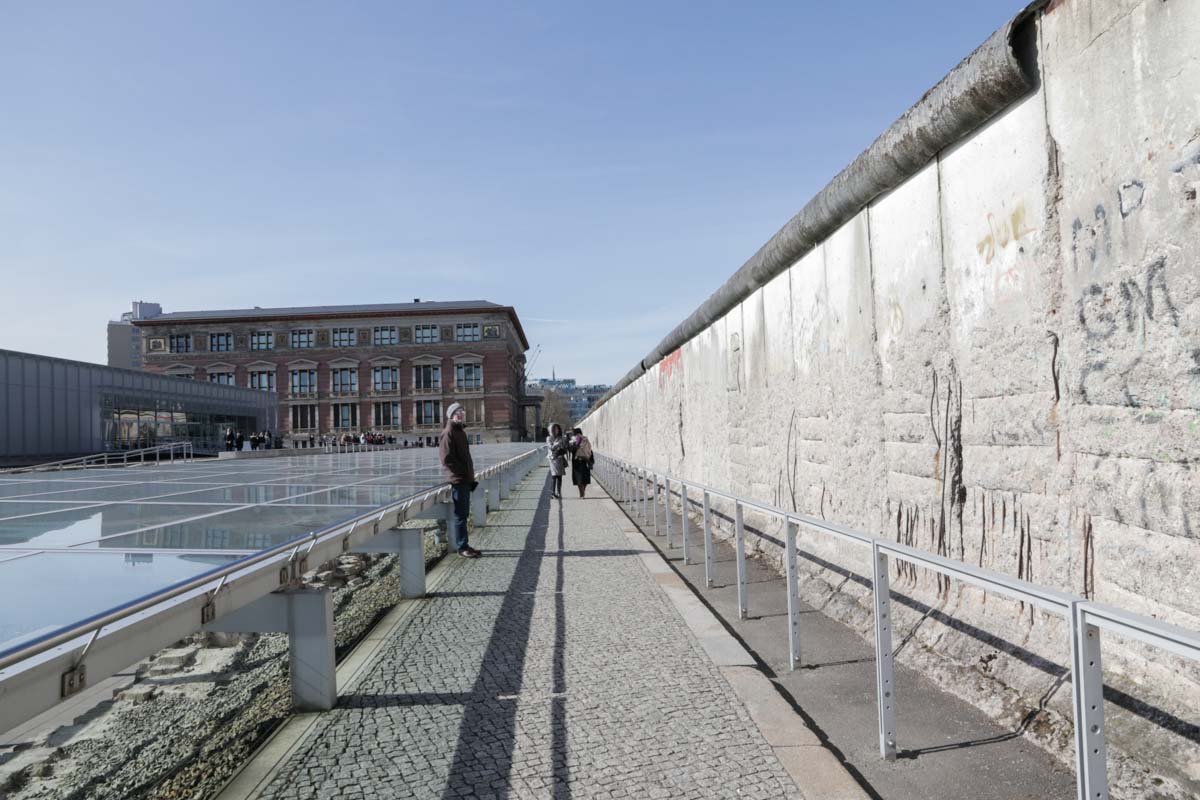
143, 300, 500, 322
134, 300, 529, 350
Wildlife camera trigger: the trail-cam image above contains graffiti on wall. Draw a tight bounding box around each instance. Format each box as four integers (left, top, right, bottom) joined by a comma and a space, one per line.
1076, 255, 1188, 404
977, 203, 1038, 264
658, 348, 683, 388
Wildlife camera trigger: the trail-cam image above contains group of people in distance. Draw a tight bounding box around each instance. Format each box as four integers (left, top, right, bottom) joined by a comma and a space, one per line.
546, 424, 594, 499
223, 428, 276, 451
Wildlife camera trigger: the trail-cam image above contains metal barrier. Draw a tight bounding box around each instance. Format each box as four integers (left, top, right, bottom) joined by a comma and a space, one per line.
0, 447, 545, 733
0, 441, 194, 474
595, 454, 1200, 800
321, 442, 411, 454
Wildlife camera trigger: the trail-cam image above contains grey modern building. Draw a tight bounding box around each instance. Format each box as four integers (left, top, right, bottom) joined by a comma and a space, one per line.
0, 349, 277, 466
107, 301, 162, 370
527, 377, 611, 424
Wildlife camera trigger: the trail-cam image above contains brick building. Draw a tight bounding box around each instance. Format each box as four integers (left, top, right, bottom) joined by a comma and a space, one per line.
133, 300, 530, 445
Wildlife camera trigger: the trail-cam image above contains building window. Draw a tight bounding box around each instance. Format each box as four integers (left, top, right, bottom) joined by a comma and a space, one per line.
332, 403, 358, 429
290, 329, 315, 349
373, 326, 398, 345
372, 366, 398, 391
289, 369, 317, 395
455, 323, 480, 342
455, 362, 483, 390
249, 370, 276, 391
414, 324, 440, 344
373, 401, 401, 427
250, 330, 274, 350
290, 405, 318, 431
209, 333, 233, 352
168, 334, 192, 353
463, 399, 485, 424
332, 328, 356, 347
413, 364, 441, 392
331, 367, 358, 394
208, 371, 235, 385
415, 400, 441, 426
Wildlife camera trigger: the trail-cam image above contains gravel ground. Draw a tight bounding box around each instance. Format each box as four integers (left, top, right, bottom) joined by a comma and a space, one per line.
0, 525, 447, 800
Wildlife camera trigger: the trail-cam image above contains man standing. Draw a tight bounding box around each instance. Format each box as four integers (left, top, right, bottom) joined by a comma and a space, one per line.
439, 402, 481, 558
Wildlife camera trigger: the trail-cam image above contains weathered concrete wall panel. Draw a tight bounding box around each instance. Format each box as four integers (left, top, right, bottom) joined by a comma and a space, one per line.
585, 2, 1200, 793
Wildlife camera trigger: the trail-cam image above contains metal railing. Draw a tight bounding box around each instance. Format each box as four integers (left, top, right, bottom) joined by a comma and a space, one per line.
0, 441, 194, 474
321, 442, 412, 454
595, 454, 1200, 800
0, 446, 545, 733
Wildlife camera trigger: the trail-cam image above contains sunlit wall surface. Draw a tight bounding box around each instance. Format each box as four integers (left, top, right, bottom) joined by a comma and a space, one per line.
0, 349, 277, 464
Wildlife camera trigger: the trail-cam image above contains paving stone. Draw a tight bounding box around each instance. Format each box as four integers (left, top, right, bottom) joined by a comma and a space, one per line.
256, 472, 801, 799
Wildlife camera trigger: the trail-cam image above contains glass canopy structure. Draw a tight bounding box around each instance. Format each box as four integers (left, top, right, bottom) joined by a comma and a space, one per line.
0, 444, 535, 655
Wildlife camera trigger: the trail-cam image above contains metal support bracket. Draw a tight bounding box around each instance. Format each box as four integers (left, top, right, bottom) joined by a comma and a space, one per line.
653, 478, 660, 536
60, 663, 86, 698
703, 491, 713, 588
872, 542, 897, 760
785, 519, 801, 670
680, 485, 690, 564
60, 628, 101, 699
664, 478, 673, 548
734, 501, 748, 619
1070, 601, 1109, 800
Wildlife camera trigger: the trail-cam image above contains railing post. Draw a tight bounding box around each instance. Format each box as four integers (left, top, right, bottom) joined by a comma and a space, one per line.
637, 469, 644, 518
703, 491, 713, 588
653, 477, 660, 536
735, 501, 747, 619
872, 541, 897, 760
785, 518, 800, 669
680, 485, 690, 564
664, 477, 673, 548
1070, 601, 1109, 800
641, 470, 649, 519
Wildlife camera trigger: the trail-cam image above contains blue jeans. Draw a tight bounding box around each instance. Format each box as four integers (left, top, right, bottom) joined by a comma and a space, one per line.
450, 484, 471, 552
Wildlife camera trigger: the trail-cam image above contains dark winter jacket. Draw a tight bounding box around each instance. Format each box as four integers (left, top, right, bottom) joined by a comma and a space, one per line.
439, 422, 475, 484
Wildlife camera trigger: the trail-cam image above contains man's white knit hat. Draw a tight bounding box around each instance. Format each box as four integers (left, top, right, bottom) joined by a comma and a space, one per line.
446, 402, 464, 419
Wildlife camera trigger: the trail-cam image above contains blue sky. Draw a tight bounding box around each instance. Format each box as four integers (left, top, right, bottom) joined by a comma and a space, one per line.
0, 1, 1018, 384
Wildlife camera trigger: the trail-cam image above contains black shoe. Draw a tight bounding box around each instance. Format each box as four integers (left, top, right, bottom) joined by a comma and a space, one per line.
458, 547, 480, 559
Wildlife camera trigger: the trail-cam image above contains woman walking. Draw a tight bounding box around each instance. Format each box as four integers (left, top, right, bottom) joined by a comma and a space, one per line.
568, 428, 594, 498
547, 423, 568, 499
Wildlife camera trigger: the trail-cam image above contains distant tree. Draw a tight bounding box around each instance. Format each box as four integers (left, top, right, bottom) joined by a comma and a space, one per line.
540, 388, 573, 433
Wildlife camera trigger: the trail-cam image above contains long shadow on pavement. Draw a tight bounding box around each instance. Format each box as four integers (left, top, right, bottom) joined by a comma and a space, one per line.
437, 473, 567, 800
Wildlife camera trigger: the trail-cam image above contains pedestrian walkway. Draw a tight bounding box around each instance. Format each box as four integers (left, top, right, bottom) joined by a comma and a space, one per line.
236, 468, 845, 800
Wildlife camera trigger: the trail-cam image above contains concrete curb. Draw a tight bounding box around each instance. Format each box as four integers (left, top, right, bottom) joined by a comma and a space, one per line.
611, 495, 870, 800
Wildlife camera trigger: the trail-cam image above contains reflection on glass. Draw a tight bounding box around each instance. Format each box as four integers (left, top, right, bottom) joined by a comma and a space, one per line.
0, 551, 243, 654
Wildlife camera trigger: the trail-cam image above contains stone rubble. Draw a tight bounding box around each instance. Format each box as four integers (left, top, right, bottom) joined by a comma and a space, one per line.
0, 524, 446, 800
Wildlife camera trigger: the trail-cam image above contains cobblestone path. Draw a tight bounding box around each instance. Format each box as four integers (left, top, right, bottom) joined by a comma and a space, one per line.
257, 470, 801, 799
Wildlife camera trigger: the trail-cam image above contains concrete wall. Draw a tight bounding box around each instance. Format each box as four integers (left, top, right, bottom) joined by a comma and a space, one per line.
585, 1, 1200, 794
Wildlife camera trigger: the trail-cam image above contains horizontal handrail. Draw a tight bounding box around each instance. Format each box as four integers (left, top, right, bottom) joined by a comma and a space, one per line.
615, 458, 1073, 614
596, 453, 1200, 800
0, 446, 543, 672
1, 442, 193, 474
